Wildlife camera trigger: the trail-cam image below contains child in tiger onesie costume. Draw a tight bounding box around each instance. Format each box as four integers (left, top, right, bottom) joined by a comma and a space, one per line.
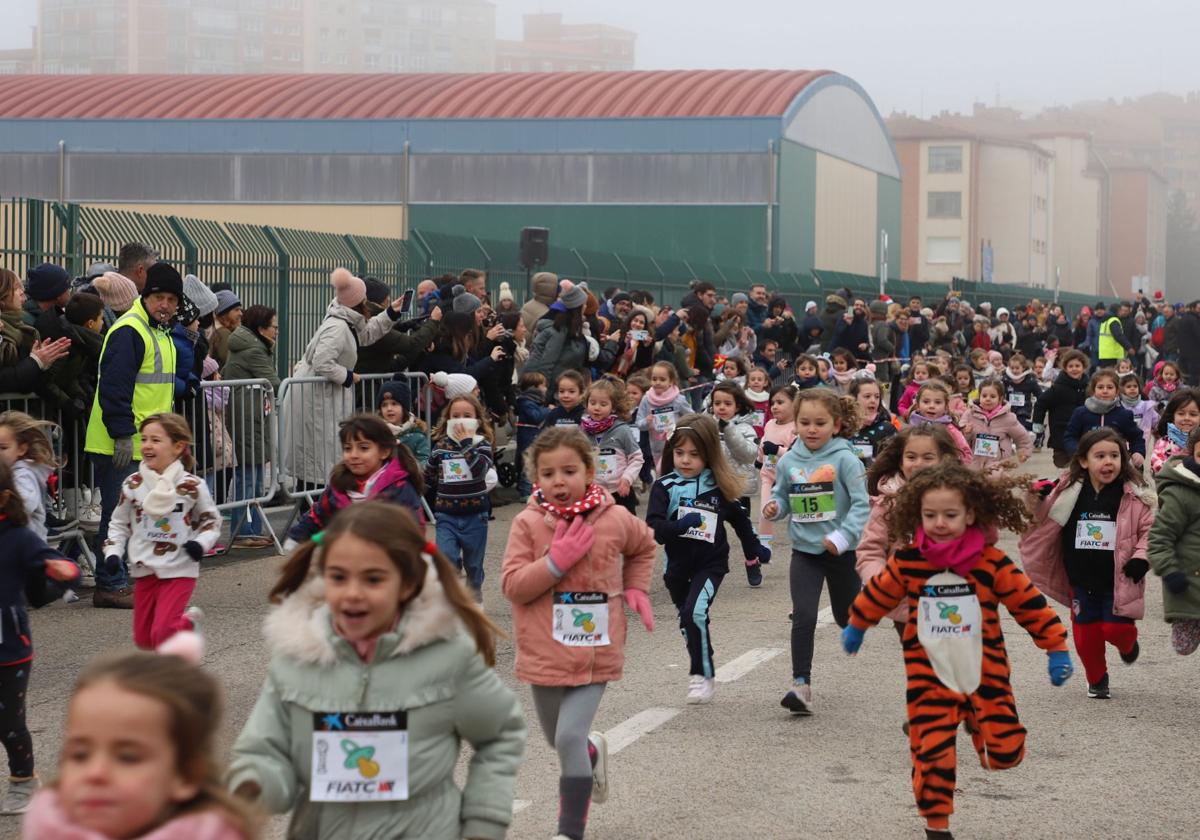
841, 463, 1074, 840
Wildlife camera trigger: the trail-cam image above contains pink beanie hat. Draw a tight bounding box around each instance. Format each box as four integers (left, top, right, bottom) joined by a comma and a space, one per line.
92, 271, 138, 312
330, 267, 366, 309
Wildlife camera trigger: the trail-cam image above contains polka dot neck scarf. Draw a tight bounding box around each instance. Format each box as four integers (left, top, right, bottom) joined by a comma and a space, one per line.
533, 482, 607, 520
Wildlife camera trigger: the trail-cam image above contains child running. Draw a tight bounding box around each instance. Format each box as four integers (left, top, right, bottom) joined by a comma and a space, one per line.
849, 375, 899, 467
1147, 360, 1182, 404
909, 381, 973, 463
0, 411, 59, 541
1002, 353, 1040, 430
966, 379, 1032, 472
896, 358, 935, 420
1150, 388, 1200, 473
842, 463, 1073, 840
762, 389, 869, 715
1119, 372, 1159, 441
857, 425, 961, 639
25, 650, 254, 838
1149, 426, 1200, 655
710, 381, 762, 577
285, 414, 424, 550
543, 370, 588, 428
1021, 428, 1153, 699
232, 502, 525, 840
1033, 349, 1090, 467
648, 415, 766, 701
0, 460, 78, 816
425, 394, 494, 603
635, 362, 693, 472
625, 374, 653, 489
515, 371, 551, 498
744, 367, 772, 438
581, 378, 643, 512
1063, 369, 1146, 466
501, 427, 655, 839
102, 413, 220, 652
757, 384, 798, 555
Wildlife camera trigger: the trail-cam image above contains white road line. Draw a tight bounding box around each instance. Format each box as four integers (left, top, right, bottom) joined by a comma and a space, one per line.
513, 799, 531, 814
816, 605, 835, 626
605, 707, 681, 755
714, 647, 783, 683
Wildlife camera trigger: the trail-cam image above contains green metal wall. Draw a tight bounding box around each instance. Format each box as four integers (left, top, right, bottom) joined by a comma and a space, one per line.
407, 204, 767, 270
774, 141, 816, 276
877, 174, 902, 282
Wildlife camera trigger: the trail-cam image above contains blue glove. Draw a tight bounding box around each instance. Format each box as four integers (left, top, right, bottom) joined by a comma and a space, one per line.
756, 542, 772, 566
842, 624, 865, 655
1047, 650, 1073, 686
675, 512, 703, 532
1164, 571, 1189, 595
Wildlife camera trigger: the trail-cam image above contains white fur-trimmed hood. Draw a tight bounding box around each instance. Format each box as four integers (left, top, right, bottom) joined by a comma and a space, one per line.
263, 560, 464, 666
1048, 478, 1157, 527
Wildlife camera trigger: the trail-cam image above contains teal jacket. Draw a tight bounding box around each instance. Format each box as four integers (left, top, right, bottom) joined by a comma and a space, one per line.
769, 436, 870, 555
229, 566, 526, 840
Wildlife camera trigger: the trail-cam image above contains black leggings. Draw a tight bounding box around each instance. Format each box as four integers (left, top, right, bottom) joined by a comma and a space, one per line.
0, 663, 33, 777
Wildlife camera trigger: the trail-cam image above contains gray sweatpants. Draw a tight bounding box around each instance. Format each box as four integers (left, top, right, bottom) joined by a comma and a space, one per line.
530, 683, 607, 777
789, 549, 862, 681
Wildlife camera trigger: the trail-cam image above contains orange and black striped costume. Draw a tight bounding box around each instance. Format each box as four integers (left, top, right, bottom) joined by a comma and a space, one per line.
848, 544, 1068, 823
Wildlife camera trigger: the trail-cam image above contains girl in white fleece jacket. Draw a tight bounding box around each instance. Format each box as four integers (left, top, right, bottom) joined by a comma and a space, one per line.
103, 413, 221, 651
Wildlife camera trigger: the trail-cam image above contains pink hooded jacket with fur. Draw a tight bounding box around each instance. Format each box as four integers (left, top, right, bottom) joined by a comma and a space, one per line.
855, 473, 909, 622
966, 402, 1033, 472
22, 789, 245, 840
501, 490, 656, 686
1018, 475, 1156, 619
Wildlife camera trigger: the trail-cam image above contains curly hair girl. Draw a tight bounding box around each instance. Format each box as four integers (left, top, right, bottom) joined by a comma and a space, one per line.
887, 461, 1035, 546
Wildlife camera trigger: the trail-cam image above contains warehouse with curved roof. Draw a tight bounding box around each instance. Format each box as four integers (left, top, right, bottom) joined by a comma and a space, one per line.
0, 69, 900, 274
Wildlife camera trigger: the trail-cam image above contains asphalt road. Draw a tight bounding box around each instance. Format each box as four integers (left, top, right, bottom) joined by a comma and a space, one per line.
5, 449, 1197, 840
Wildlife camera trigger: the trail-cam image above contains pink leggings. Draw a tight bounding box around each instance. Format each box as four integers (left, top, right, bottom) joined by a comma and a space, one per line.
133, 576, 197, 650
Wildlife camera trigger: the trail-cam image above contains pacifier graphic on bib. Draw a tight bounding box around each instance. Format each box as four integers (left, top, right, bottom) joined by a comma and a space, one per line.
342, 739, 381, 779
572, 608, 596, 633
936, 602, 963, 625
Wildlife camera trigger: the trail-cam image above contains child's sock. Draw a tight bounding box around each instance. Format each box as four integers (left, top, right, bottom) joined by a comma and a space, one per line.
557, 776, 593, 840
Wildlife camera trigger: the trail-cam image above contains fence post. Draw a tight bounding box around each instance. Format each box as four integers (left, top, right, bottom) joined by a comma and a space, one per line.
26, 198, 44, 264
263, 226, 290, 380
684, 260, 699, 281
472, 236, 491, 272
571, 248, 589, 280
410, 229, 434, 274
50, 200, 82, 275
613, 252, 629, 284
650, 257, 666, 305
343, 234, 368, 279
167, 217, 199, 276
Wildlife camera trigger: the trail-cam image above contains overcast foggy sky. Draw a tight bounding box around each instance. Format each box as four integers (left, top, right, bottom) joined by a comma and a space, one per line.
3, 0, 1198, 116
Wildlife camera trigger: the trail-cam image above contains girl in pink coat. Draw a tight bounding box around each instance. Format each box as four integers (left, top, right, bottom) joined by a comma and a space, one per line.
1019, 427, 1155, 700
23, 650, 252, 840
966, 379, 1033, 473
856, 425, 963, 635
500, 426, 656, 840
756, 384, 798, 553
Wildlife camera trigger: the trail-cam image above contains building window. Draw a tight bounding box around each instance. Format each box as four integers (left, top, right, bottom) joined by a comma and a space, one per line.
926, 237, 962, 265
927, 191, 962, 219
928, 145, 963, 174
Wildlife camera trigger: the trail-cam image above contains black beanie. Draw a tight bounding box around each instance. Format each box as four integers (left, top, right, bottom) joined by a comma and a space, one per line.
142, 262, 183, 300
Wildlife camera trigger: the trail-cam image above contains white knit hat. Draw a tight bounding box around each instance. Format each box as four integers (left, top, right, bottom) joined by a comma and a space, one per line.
432, 372, 478, 401
498, 281, 514, 304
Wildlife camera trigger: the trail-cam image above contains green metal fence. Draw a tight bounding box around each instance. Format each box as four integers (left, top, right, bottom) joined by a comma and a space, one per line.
2, 194, 1115, 376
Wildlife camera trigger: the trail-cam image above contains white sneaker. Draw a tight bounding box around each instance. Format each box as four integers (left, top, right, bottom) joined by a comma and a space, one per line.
588, 731, 609, 804
0, 776, 39, 815
781, 681, 813, 715
183, 605, 205, 629
687, 675, 715, 705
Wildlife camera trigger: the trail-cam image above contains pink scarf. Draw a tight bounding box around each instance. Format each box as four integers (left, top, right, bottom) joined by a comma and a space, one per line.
916, 524, 985, 577
581, 414, 617, 436
978, 403, 1005, 421
646, 384, 681, 407
22, 789, 245, 840
831, 368, 856, 388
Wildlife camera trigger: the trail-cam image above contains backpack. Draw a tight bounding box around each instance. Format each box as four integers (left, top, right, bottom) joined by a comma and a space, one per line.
1152, 326, 1165, 349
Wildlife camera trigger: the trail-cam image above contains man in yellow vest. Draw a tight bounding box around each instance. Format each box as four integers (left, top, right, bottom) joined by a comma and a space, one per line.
85, 262, 181, 608
1097, 302, 1131, 369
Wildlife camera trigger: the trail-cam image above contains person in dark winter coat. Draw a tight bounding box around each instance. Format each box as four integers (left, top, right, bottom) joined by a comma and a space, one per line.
1032, 349, 1090, 467
831, 300, 871, 362
798, 302, 823, 353
759, 297, 799, 356
818, 293, 849, 352
1178, 304, 1200, 385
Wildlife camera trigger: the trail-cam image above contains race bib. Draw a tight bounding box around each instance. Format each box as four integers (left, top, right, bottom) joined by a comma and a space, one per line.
552, 593, 610, 646
595, 448, 618, 478
145, 504, 187, 543
789, 482, 836, 522
751, 410, 766, 428
310, 711, 408, 802
651, 407, 675, 432
678, 503, 718, 543
441, 457, 471, 483
1074, 517, 1117, 550
555, 418, 579, 427
853, 441, 874, 460
917, 573, 983, 694
973, 434, 1001, 458
1008, 391, 1027, 407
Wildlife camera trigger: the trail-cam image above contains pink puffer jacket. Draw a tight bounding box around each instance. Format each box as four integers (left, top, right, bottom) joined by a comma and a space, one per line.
501, 490, 657, 686
855, 473, 908, 622
1018, 475, 1156, 619
966, 403, 1033, 472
